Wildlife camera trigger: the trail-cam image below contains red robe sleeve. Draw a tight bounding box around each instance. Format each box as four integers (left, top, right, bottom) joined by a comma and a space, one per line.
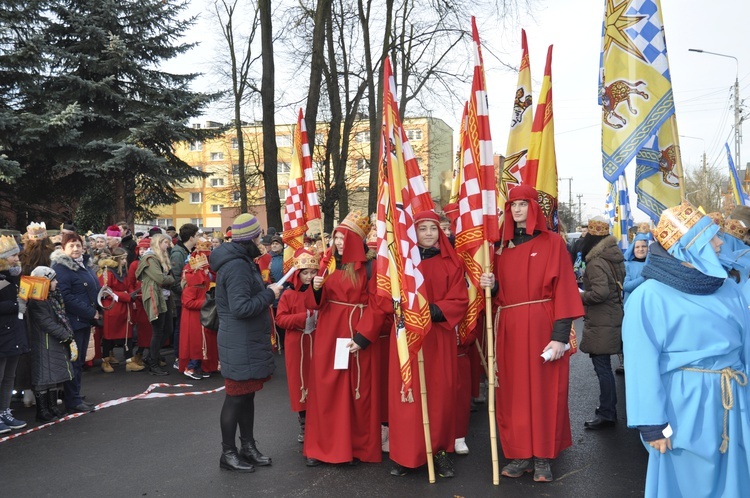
551, 236, 584, 321
275, 290, 307, 331
427, 255, 468, 329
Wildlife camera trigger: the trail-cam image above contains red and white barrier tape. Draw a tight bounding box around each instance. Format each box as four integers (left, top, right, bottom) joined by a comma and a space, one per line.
0, 382, 225, 444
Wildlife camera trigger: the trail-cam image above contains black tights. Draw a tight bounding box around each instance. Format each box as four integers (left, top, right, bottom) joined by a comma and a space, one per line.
220, 392, 255, 448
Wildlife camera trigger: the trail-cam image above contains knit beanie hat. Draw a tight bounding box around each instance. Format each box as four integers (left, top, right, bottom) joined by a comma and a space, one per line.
105, 225, 122, 238
31, 266, 57, 281
232, 214, 262, 242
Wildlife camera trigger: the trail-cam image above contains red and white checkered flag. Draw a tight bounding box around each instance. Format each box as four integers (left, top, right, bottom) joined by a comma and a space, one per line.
283, 108, 321, 271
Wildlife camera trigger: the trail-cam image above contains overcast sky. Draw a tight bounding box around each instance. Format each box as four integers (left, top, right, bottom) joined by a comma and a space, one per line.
173, 0, 749, 223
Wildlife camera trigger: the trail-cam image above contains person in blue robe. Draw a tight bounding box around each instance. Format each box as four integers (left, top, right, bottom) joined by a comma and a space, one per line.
622, 224, 652, 303
623, 202, 750, 498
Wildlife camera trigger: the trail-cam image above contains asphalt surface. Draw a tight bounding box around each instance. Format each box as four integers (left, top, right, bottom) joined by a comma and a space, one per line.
1, 320, 647, 497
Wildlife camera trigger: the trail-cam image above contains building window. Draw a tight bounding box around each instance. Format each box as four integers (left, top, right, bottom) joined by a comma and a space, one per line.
210, 152, 224, 161
406, 129, 423, 141
313, 161, 325, 173
277, 162, 291, 173
189, 141, 203, 151
279, 189, 288, 201
356, 158, 369, 170
210, 178, 224, 187
355, 130, 370, 143
232, 191, 241, 202
143, 218, 173, 227
190, 218, 202, 227
190, 192, 202, 203
231, 164, 240, 176
315, 133, 326, 145
276, 135, 292, 147
231, 138, 238, 149
211, 204, 224, 213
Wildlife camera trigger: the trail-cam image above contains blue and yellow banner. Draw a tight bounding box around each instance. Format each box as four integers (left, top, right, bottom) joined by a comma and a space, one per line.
726, 143, 750, 207
634, 118, 681, 222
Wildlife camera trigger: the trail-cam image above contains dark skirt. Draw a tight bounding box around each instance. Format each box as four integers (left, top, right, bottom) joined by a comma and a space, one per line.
225, 376, 271, 396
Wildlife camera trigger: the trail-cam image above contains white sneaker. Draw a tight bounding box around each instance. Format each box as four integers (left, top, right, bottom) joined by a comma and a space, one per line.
454, 437, 469, 455
381, 425, 390, 453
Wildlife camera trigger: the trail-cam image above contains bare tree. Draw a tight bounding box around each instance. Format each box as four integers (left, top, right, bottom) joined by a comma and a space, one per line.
684, 164, 727, 214
214, 0, 261, 213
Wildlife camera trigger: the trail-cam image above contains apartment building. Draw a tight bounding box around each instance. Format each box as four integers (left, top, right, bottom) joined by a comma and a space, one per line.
145, 116, 453, 230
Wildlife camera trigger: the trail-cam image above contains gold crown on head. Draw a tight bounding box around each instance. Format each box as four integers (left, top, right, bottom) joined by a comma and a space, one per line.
587, 216, 610, 237
0, 235, 20, 258
188, 253, 209, 270
26, 221, 48, 240
294, 249, 320, 270
706, 212, 724, 228
195, 237, 212, 253
723, 218, 747, 241
636, 222, 651, 234
654, 201, 705, 250
339, 210, 372, 239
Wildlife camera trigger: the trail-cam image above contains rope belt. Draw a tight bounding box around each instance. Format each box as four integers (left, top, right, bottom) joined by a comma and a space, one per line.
299, 332, 313, 403
498, 298, 551, 310
679, 366, 748, 453
327, 300, 367, 399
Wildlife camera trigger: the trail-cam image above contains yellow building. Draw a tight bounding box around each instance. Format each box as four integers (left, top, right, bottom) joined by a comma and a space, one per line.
145, 117, 453, 230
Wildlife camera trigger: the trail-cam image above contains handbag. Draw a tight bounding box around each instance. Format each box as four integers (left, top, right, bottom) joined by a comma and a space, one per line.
200, 287, 219, 330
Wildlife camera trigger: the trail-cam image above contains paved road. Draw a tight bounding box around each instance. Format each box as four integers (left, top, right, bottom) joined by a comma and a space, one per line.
1, 323, 647, 497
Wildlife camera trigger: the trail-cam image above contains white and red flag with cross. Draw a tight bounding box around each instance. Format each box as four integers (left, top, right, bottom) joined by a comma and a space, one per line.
376, 56, 434, 401
282, 108, 322, 272
444, 17, 499, 343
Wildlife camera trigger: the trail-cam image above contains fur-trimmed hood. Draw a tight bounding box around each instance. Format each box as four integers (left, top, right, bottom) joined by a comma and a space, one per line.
585, 235, 624, 264
50, 249, 93, 271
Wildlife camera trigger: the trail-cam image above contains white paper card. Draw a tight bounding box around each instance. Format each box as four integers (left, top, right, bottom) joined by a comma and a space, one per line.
334, 338, 351, 370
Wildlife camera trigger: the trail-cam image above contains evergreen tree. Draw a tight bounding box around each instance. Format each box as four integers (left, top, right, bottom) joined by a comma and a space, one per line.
1, 0, 221, 229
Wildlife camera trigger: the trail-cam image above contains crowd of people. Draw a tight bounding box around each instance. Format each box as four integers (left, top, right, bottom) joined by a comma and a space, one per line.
2, 189, 750, 497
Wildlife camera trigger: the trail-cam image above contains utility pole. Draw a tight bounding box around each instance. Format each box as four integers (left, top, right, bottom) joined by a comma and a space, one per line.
559, 177, 573, 216
577, 194, 584, 227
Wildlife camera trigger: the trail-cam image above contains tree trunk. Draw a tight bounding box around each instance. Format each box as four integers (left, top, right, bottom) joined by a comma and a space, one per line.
259, 0, 280, 229
114, 173, 126, 226
305, 0, 332, 149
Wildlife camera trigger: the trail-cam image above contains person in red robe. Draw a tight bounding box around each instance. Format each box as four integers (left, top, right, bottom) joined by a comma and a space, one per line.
274, 248, 319, 444
455, 321, 480, 455
98, 248, 143, 372
480, 184, 583, 483
303, 211, 382, 466
127, 238, 153, 368
359, 210, 468, 478
179, 238, 219, 378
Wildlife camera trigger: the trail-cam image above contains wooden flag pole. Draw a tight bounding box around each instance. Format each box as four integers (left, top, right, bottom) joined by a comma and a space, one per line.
418, 347, 436, 483
474, 334, 490, 380
483, 241, 500, 485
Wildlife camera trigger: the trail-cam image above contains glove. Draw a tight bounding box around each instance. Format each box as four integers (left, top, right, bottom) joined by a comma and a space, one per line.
304, 310, 317, 334
17, 298, 27, 315
130, 291, 140, 300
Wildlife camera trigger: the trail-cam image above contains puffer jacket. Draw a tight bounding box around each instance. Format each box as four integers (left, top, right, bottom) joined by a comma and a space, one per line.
210, 242, 275, 381
28, 295, 73, 387
50, 250, 100, 332
579, 235, 626, 355
0, 269, 29, 358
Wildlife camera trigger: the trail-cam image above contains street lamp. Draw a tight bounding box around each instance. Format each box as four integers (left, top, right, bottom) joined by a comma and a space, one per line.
688, 48, 742, 171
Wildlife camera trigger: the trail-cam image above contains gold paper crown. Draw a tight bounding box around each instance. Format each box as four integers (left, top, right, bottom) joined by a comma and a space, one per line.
587, 217, 610, 237
654, 201, 705, 250
339, 210, 372, 239
723, 218, 747, 241
706, 212, 724, 228
195, 237, 212, 253
636, 222, 651, 234
26, 221, 48, 240
188, 253, 209, 271
0, 235, 20, 258
294, 249, 320, 270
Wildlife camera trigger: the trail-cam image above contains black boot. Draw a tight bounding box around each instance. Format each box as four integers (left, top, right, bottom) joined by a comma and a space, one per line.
47, 389, 64, 418
34, 390, 58, 423
146, 356, 169, 376
297, 412, 305, 443
220, 444, 255, 473
239, 438, 272, 466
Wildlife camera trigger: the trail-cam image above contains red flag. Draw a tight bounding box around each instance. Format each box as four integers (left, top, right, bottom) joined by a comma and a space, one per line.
376, 56, 433, 400
282, 108, 322, 271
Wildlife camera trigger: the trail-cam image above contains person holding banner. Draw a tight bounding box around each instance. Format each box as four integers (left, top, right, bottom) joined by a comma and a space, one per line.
479, 184, 583, 482
623, 202, 750, 498
304, 210, 382, 467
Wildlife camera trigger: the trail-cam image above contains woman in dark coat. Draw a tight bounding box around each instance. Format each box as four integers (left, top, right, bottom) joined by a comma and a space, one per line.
27, 266, 74, 421
0, 235, 29, 432
578, 217, 625, 430
51, 232, 101, 413
209, 214, 281, 473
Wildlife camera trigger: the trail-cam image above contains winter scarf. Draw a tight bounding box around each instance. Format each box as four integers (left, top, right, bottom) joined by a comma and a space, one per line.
642, 243, 724, 295
50, 288, 74, 336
